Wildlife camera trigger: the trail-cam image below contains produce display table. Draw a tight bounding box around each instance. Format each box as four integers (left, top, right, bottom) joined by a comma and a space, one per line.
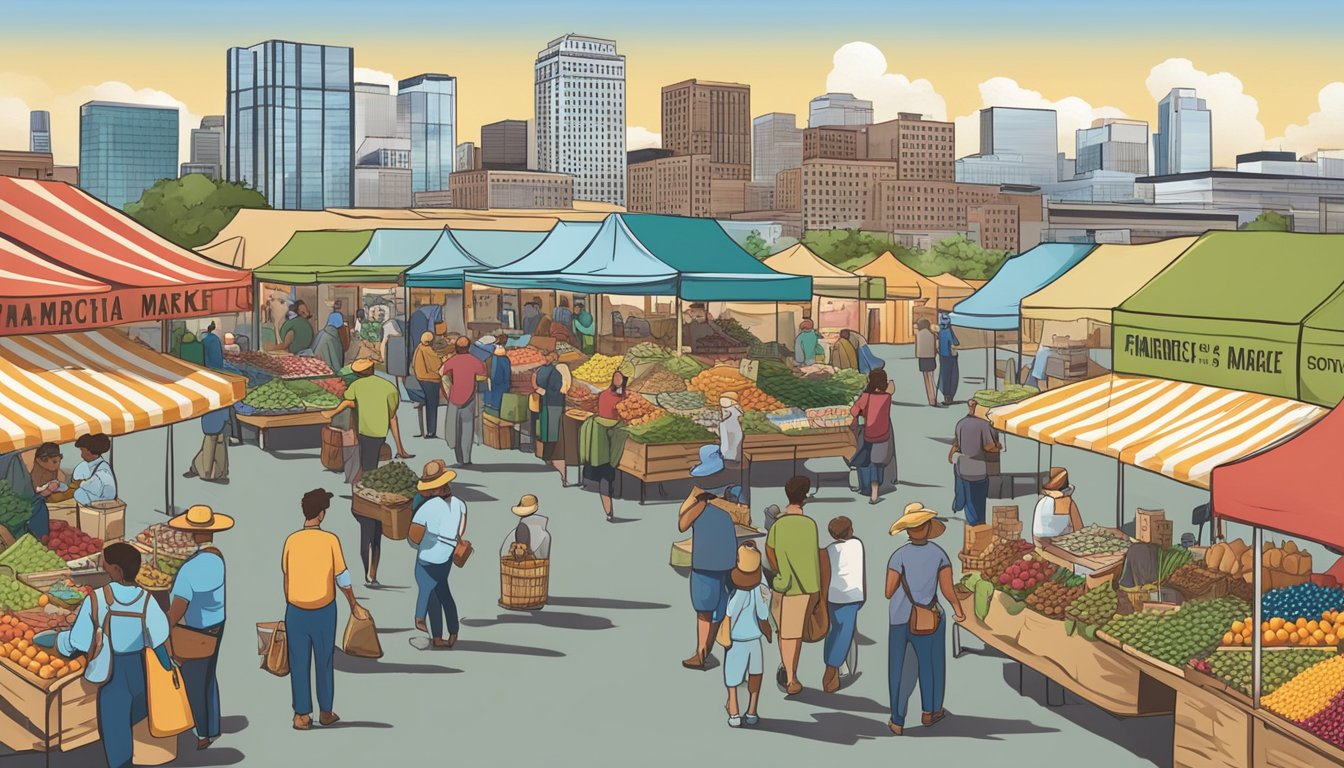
1254, 713, 1344, 768
236, 408, 339, 451
0, 656, 97, 756
741, 429, 857, 496
617, 440, 711, 504
953, 591, 1175, 717
1037, 529, 1128, 574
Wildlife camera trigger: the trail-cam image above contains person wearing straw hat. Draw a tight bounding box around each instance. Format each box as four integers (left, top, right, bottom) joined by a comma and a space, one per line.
884, 502, 965, 736
1031, 467, 1084, 540
720, 540, 771, 728
409, 461, 467, 648
165, 505, 233, 751
501, 494, 550, 561
413, 331, 445, 439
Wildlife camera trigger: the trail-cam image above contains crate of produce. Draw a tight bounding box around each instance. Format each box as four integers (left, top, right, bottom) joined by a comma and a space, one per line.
351, 493, 413, 541
747, 342, 791, 360
40, 521, 102, 566
0, 536, 69, 583
509, 362, 544, 393
573, 354, 625, 386
133, 524, 198, 560
1168, 563, 1230, 602
0, 617, 97, 753
483, 412, 518, 450
76, 499, 125, 544
621, 414, 715, 447
1038, 525, 1132, 572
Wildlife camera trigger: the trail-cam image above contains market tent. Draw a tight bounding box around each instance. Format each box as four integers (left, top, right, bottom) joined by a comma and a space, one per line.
462, 220, 604, 288
989, 374, 1325, 489
252, 230, 382, 284
406, 227, 552, 288
855, 252, 971, 306
1021, 237, 1197, 324
0, 330, 245, 453
764, 244, 885, 299
1211, 398, 1344, 547
948, 243, 1095, 330
1114, 231, 1344, 401
1300, 281, 1344, 408
0, 237, 108, 297
348, 228, 444, 269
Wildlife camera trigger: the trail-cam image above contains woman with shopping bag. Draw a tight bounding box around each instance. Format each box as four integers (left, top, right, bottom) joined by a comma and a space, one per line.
37, 542, 189, 768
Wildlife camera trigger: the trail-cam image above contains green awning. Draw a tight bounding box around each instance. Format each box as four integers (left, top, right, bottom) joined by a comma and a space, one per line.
1114, 231, 1344, 400
1302, 282, 1344, 407
253, 230, 405, 284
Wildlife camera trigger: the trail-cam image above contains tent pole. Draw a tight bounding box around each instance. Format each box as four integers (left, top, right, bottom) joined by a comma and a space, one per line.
1252, 527, 1264, 709
676, 297, 684, 352
1115, 459, 1124, 531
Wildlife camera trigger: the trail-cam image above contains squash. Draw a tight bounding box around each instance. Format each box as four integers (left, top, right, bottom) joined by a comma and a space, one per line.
1297, 552, 1314, 576
1282, 540, 1299, 556
1219, 547, 1240, 574
1228, 538, 1249, 559
1206, 543, 1228, 570
1282, 553, 1302, 576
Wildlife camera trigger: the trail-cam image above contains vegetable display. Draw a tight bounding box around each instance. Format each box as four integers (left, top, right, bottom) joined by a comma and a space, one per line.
747, 342, 792, 360
0, 573, 43, 612
996, 555, 1059, 598
688, 367, 753, 402
630, 366, 687, 395
1263, 654, 1344, 723
623, 414, 716, 445
1026, 574, 1087, 620
573, 354, 624, 385
1065, 584, 1119, 629
656, 391, 707, 412
972, 385, 1040, 407
1193, 649, 1336, 698
283, 379, 342, 409
1101, 597, 1249, 667
742, 411, 782, 435
0, 535, 67, 574
41, 520, 102, 562
506, 348, 546, 367
1168, 564, 1229, 600
739, 387, 785, 412
616, 395, 665, 427
662, 355, 707, 379
358, 462, 418, 499
755, 362, 859, 409
241, 378, 305, 414
134, 524, 197, 558
226, 351, 333, 379
136, 565, 172, 590
0, 481, 32, 534
625, 343, 672, 365
715, 318, 760, 347
1050, 525, 1132, 557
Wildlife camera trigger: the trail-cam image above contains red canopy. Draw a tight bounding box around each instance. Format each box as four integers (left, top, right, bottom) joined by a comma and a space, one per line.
1211, 401, 1344, 547
0, 177, 252, 336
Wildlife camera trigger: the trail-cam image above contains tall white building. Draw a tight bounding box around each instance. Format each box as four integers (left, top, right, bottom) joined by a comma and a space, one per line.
355, 82, 399, 147
955, 107, 1059, 186
534, 33, 626, 205
182, 115, 225, 179
808, 93, 873, 128
752, 112, 802, 183
1154, 88, 1211, 176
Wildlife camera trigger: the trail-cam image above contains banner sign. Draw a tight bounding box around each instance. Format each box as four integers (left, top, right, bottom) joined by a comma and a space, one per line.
1300, 333, 1344, 408
1113, 314, 1299, 400
0, 285, 253, 337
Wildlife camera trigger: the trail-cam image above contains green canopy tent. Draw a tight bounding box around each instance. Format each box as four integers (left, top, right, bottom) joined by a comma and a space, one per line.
1302, 277, 1344, 408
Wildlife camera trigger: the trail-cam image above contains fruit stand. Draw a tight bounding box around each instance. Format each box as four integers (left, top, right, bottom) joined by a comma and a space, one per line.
232, 373, 347, 451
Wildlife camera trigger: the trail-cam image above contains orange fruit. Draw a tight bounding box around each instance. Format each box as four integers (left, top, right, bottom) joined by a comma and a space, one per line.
26, 660, 39, 674
1276, 628, 1290, 643
49, 658, 64, 670
37, 665, 52, 679
23, 645, 36, 659
1328, 634, 1339, 645
34, 651, 48, 665
8, 649, 20, 663
37, 595, 48, 608
1271, 617, 1285, 630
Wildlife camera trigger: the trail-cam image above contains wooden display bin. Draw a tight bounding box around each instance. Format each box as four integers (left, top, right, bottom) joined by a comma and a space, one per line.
483, 413, 517, 450
352, 493, 413, 541
618, 440, 708, 484
77, 500, 125, 543
0, 656, 98, 753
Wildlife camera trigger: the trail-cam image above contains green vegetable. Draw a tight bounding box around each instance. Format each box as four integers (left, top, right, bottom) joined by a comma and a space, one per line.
756, 361, 859, 409
1205, 649, 1336, 696
663, 355, 707, 379
242, 378, 305, 413
357, 461, 418, 498
0, 533, 66, 574
974, 579, 995, 621
1003, 598, 1027, 615
1101, 597, 1250, 667
1066, 584, 1119, 626
0, 572, 43, 612
0, 481, 32, 535
1157, 546, 1195, 585
716, 318, 761, 347
622, 414, 716, 445
1065, 619, 1077, 636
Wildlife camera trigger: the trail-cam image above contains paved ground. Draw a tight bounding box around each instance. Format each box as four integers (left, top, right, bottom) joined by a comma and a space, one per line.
5, 345, 1261, 767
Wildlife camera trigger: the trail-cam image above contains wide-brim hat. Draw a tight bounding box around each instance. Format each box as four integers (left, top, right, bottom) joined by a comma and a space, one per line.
731, 541, 763, 590
167, 504, 234, 533
512, 494, 539, 517
689, 445, 724, 478
420, 331, 434, 344
417, 460, 457, 492
1042, 467, 1070, 491
889, 502, 946, 540
351, 358, 375, 374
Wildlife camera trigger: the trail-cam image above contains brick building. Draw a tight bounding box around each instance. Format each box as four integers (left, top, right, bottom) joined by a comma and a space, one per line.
661, 79, 751, 165
627, 154, 749, 217
801, 159, 903, 230
775, 167, 801, 212
800, 113, 954, 181
0, 150, 78, 184
446, 169, 574, 209
868, 180, 1041, 252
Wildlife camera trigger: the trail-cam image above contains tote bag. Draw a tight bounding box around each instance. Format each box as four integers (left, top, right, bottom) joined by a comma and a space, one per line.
140, 601, 195, 737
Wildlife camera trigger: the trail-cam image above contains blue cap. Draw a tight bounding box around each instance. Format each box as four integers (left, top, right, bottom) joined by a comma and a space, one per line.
689, 445, 725, 478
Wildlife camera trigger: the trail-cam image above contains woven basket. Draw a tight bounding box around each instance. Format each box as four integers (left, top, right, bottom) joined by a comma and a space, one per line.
959, 550, 994, 572
500, 556, 550, 611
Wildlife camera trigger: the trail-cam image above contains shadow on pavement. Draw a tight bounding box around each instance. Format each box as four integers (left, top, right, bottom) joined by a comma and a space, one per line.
335, 653, 461, 674
547, 596, 670, 610
461, 611, 614, 631
376, 626, 414, 635
907, 711, 1059, 741
409, 636, 564, 657
896, 480, 943, 489
467, 462, 554, 474
789, 688, 888, 715
323, 721, 394, 730
167, 745, 249, 766
748, 711, 891, 745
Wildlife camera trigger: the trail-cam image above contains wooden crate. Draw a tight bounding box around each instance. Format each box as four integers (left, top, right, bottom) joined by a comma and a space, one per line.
351, 494, 413, 541
76, 500, 125, 543
17, 568, 72, 591
483, 412, 517, 450
0, 656, 98, 753
618, 440, 709, 483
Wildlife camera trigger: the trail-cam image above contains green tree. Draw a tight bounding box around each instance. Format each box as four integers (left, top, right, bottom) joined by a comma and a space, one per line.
1242, 210, 1291, 231
802, 229, 916, 271
126, 174, 270, 248
742, 229, 770, 259
900, 235, 1011, 280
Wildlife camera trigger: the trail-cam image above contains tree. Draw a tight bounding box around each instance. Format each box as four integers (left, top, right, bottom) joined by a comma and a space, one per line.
742, 229, 770, 259
802, 229, 916, 271
900, 235, 1011, 280
126, 174, 270, 249
1242, 210, 1291, 232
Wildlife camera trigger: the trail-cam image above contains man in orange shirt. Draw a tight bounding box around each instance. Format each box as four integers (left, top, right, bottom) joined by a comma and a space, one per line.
281, 489, 367, 731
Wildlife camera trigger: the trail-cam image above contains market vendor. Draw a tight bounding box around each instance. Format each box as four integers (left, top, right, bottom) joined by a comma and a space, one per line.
310, 314, 346, 374
72, 433, 117, 507
201, 321, 224, 370
552, 297, 573, 329
522, 296, 544, 336
793, 319, 824, 365
0, 449, 50, 537
30, 442, 69, 498
271, 300, 315, 354
683, 303, 715, 350
580, 370, 629, 522
1031, 467, 1084, 540
485, 340, 512, 414
572, 301, 596, 353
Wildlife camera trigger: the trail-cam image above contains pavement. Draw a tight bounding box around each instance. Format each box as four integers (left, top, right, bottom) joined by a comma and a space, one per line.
4, 344, 1268, 768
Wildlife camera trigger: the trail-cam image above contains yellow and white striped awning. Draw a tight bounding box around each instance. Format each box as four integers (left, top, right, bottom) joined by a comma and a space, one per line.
0, 330, 245, 453
989, 375, 1326, 488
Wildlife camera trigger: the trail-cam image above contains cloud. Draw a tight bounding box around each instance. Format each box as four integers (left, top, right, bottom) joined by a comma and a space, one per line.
953, 77, 1126, 158
354, 67, 399, 94
626, 126, 660, 150
0, 95, 33, 150
1273, 82, 1344, 156
824, 42, 946, 122
1145, 58, 1265, 166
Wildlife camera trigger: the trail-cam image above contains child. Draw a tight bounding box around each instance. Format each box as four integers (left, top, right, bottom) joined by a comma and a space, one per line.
719, 540, 772, 727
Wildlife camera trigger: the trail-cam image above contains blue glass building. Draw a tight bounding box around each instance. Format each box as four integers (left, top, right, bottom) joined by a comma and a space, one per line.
78, 101, 178, 210
1154, 88, 1212, 176
397, 74, 456, 193
226, 40, 353, 210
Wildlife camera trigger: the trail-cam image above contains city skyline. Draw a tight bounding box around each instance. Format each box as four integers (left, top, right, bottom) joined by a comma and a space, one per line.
3, 1, 1344, 168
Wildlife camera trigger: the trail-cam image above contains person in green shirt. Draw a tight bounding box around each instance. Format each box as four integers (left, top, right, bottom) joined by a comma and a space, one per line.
765, 475, 829, 696
571, 300, 595, 354
271, 300, 315, 354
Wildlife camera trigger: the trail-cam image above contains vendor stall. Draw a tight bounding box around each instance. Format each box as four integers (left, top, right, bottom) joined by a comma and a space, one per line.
763, 244, 886, 343
854, 251, 972, 344
405, 226, 550, 336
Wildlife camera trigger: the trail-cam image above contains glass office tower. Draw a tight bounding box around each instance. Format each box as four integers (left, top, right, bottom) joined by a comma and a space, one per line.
78, 101, 178, 210
1154, 88, 1212, 176
398, 74, 457, 193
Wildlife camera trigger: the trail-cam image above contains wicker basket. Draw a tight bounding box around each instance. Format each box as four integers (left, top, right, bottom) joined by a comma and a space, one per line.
958, 550, 994, 572
500, 556, 550, 611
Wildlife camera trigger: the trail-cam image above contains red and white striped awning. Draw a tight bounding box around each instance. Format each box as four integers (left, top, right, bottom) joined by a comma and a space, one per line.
0, 330, 245, 452
989, 375, 1326, 489
0, 177, 253, 336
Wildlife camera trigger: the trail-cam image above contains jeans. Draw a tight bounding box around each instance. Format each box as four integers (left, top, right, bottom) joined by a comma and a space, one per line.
418, 379, 441, 437
888, 620, 946, 726
824, 601, 863, 668
938, 354, 960, 403
180, 623, 224, 739
99, 652, 147, 768
286, 602, 336, 716
414, 559, 459, 638
953, 472, 990, 526
858, 463, 884, 489
445, 398, 476, 465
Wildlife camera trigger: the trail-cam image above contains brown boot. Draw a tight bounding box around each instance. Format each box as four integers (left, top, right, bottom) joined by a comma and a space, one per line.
292, 714, 312, 731
822, 665, 841, 693
319, 711, 340, 727
922, 709, 946, 727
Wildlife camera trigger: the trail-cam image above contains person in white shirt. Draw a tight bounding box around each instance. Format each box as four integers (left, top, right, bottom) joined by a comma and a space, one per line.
822, 515, 865, 693
1032, 467, 1084, 540
71, 433, 116, 506
409, 461, 467, 649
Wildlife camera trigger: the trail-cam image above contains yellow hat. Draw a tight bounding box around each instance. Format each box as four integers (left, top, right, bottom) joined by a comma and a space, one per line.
417, 460, 456, 492
351, 358, 375, 374
512, 494, 540, 517
889, 502, 946, 540
420, 331, 434, 344
166, 504, 234, 532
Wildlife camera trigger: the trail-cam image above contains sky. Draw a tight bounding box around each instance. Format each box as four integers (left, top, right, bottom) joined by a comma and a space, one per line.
4, 0, 1344, 167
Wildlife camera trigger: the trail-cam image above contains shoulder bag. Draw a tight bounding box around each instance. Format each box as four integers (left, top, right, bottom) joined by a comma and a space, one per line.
169, 547, 225, 662
900, 565, 943, 636
140, 591, 196, 738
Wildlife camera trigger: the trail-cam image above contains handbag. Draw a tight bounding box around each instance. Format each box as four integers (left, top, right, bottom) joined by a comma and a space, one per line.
140, 596, 195, 738
901, 566, 943, 636
170, 547, 224, 661
802, 592, 829, 643
528, 393, 541, 413
261, 621, 290, 677
452, 538, 473, 567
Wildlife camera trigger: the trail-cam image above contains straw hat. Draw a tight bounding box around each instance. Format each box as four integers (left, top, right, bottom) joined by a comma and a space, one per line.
420, 331, 434, 344
351, 358, 375, 374
731, 541, 763, 590
167, 504, 234, 533
512, 494, 540, 517
1042, 467, 1070, 492
889, 502, 946, 540
417, 460, 456, 492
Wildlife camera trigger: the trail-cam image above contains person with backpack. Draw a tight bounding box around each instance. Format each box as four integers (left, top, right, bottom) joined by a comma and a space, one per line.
41, 542, 171, 768
166, 505, 233, 751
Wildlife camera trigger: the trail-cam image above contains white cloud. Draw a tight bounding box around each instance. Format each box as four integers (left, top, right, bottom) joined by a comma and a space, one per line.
953, 77, 1126, 158
0, 95, 33, 151
1273, 82, 1344, 156
824, 42, 947, 122
1146, 58, 1265, 166
626, 126, 660, 150
354, 67, 398, 94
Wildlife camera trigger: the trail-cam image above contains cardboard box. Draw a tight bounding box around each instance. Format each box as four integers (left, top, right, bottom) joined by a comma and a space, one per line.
964, 524, 995, 553
1136, 509, 1166, 542
1144, 519, 1174, 548
77, 500, 125, 543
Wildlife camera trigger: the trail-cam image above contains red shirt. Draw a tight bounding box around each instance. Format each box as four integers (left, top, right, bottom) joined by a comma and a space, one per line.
852, 391, 892, 442
439, 353, 486, 407
597, 389, 626, 420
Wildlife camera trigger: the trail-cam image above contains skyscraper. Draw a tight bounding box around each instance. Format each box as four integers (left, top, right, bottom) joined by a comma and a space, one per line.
398, 74, 456, 193
29, 111, 51, 154
1154, 88, 1212, 175
1075, 118, 1148, 176
808, 93, 873, 128
226, 39, 354, 210
481, 119, 528, 171
182, 115, 225, 179
752, 113, 802, 183
79, 101, 178, 210
355, 82, 399, 148
534, 34, 626, 205
955, 107, 1058, 186
661, 79, 751, 165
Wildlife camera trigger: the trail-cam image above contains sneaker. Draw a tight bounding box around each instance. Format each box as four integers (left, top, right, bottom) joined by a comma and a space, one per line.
727, 715, 742, 728
744, 714, 759, 726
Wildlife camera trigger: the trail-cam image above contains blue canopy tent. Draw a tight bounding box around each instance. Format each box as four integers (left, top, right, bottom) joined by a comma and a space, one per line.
406, 227, 552, 289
